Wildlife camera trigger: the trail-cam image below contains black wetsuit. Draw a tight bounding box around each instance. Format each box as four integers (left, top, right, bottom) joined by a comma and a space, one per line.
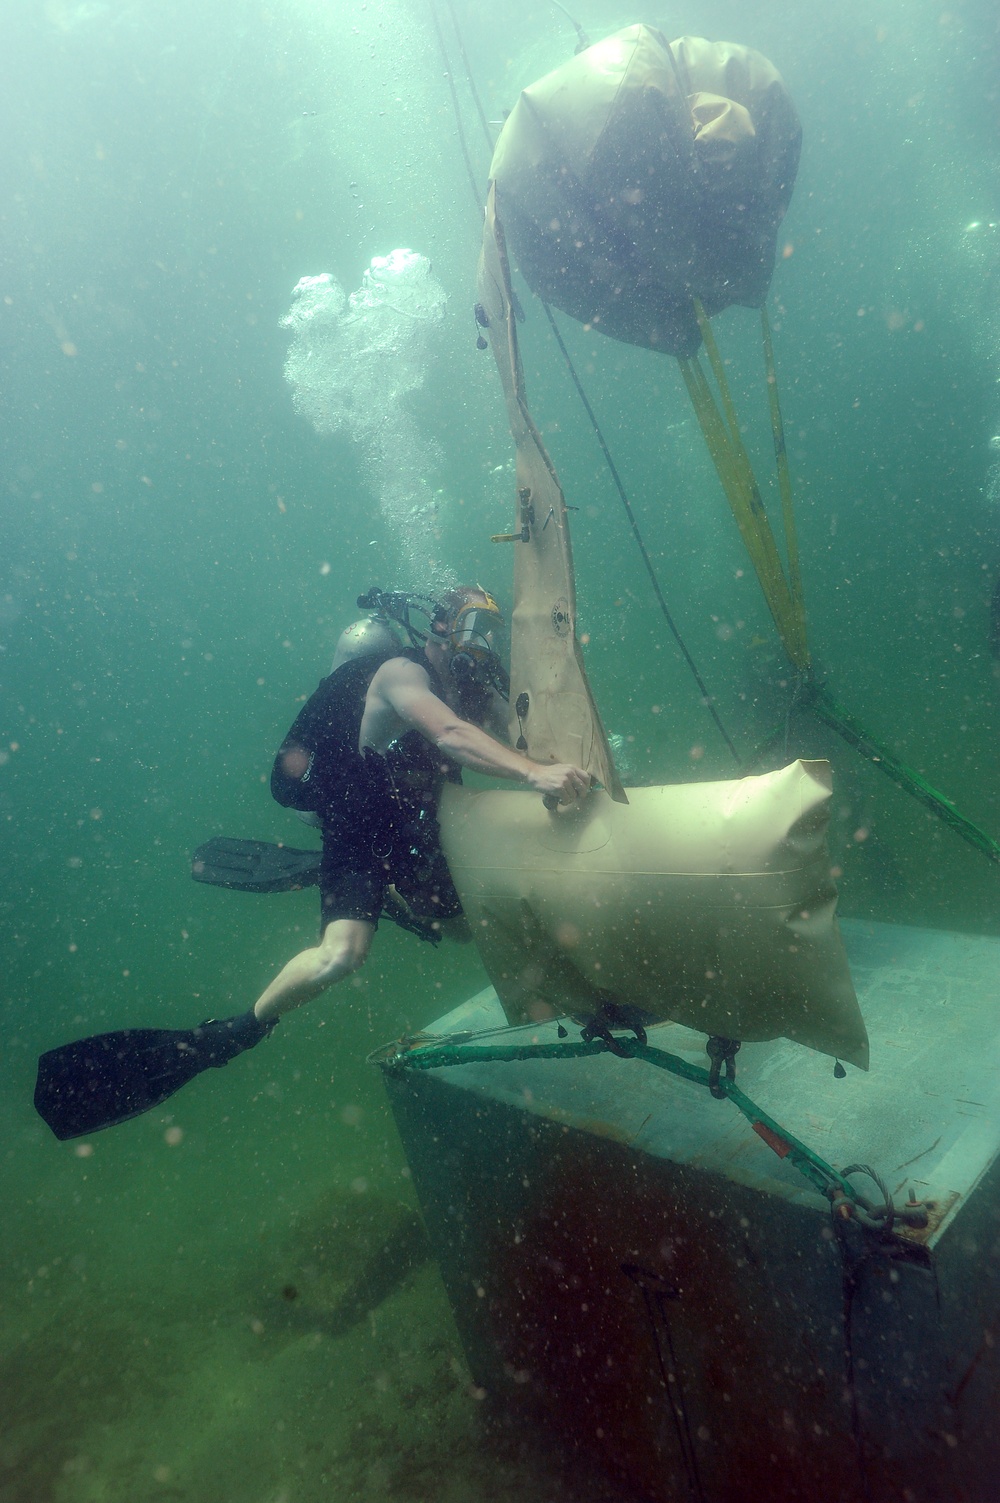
271, 649, 462, 929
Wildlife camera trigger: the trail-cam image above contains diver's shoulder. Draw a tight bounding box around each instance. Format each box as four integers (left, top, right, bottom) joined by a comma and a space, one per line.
370, 650, 431, 685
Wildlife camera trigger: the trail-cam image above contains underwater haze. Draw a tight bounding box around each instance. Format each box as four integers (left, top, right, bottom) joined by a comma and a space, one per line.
3, 2, 1000, 1499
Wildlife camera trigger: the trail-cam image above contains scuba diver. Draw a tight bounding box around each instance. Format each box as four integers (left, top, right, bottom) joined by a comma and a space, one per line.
34, 585, 591, 1140
254, 583, 589, 1025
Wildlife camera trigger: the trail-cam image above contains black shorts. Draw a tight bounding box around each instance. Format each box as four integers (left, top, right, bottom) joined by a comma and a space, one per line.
318, 816, 463, 932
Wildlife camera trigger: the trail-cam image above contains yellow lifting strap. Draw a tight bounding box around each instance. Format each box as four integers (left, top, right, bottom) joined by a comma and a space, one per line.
760, 308, 807, 639
677, 303, 811, 672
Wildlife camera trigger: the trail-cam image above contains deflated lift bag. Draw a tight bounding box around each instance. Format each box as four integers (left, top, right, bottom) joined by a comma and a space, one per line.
440, 761, 868, 1070
490, 25, 802, 356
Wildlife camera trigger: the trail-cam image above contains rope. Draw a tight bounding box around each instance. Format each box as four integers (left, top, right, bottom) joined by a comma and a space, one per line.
541, 303, 742, 764
549, 0, 590, 55
810, 684, 1000, 866
378, 1032, 866, 1209
761, 307, 807, 638
443, 0, 495, 154
623, 1267, 707, 1500
680, 305, 1000, 869
747, 672, 1000, 867
428, 2, 484, 210
677, 355, 774, 587
682, 303, 810, 669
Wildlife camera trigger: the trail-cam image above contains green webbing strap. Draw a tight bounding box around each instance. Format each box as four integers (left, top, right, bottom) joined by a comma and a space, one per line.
754, 678, 1000, 868
378, 1033, 860, 1207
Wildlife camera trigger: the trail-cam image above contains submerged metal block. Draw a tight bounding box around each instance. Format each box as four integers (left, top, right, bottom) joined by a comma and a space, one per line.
380, 920, 1000, 1503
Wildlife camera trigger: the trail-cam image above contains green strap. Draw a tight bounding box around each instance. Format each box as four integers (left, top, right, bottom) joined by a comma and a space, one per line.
378, 1035, 860, 1207
809, 685, 1000, 864
750, 677, 1000, 867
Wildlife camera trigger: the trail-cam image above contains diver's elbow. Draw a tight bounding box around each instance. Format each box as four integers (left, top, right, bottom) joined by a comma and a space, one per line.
433, 722, 469, 757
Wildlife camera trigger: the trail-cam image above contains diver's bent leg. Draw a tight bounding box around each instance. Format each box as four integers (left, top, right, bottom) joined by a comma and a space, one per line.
253, 919, 375, 1024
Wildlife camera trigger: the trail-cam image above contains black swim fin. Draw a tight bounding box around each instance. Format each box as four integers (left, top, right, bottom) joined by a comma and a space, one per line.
191, 836, 321, 893
33, 1010, 276, 1141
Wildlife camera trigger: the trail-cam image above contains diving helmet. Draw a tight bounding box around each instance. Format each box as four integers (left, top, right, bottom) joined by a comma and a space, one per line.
437, 591, 506, 665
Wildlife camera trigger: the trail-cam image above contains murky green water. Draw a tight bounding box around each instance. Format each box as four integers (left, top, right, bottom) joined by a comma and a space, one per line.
3, 2, 999, 1498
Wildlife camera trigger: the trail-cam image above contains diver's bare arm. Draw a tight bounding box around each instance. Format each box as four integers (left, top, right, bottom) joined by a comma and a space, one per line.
373, 661, 589, 798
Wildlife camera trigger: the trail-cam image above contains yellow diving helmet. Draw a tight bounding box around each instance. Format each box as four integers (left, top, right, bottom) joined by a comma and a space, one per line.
444, 590, 506, 664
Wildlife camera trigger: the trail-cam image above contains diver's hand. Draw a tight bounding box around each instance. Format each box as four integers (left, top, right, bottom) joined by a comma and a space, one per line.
525, 761, 591, 803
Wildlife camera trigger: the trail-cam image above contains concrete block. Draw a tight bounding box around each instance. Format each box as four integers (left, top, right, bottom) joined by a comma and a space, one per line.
379, 920, 1000, 1503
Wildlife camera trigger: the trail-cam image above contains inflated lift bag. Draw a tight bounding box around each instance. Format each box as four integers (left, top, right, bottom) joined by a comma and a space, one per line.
490, 25, 801, 356
440, 760, 868, 1069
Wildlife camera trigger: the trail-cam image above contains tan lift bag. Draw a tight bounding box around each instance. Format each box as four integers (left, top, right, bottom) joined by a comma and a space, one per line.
441, 763, 868, 1070
489, 24, 801, 356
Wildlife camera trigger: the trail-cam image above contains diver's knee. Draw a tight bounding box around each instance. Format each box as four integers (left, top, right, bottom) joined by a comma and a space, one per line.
315, 923, 372, 981
317, 943, 367, 982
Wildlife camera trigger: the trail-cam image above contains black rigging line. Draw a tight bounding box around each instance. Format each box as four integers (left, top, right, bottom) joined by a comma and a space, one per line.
541, 304, 742, 764
428, 2, 484, 209
549, 0, 590, 54
444, 0, 495, 154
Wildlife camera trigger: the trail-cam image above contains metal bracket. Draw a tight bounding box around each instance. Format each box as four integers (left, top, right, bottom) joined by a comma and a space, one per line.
491, 487, 534, 544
